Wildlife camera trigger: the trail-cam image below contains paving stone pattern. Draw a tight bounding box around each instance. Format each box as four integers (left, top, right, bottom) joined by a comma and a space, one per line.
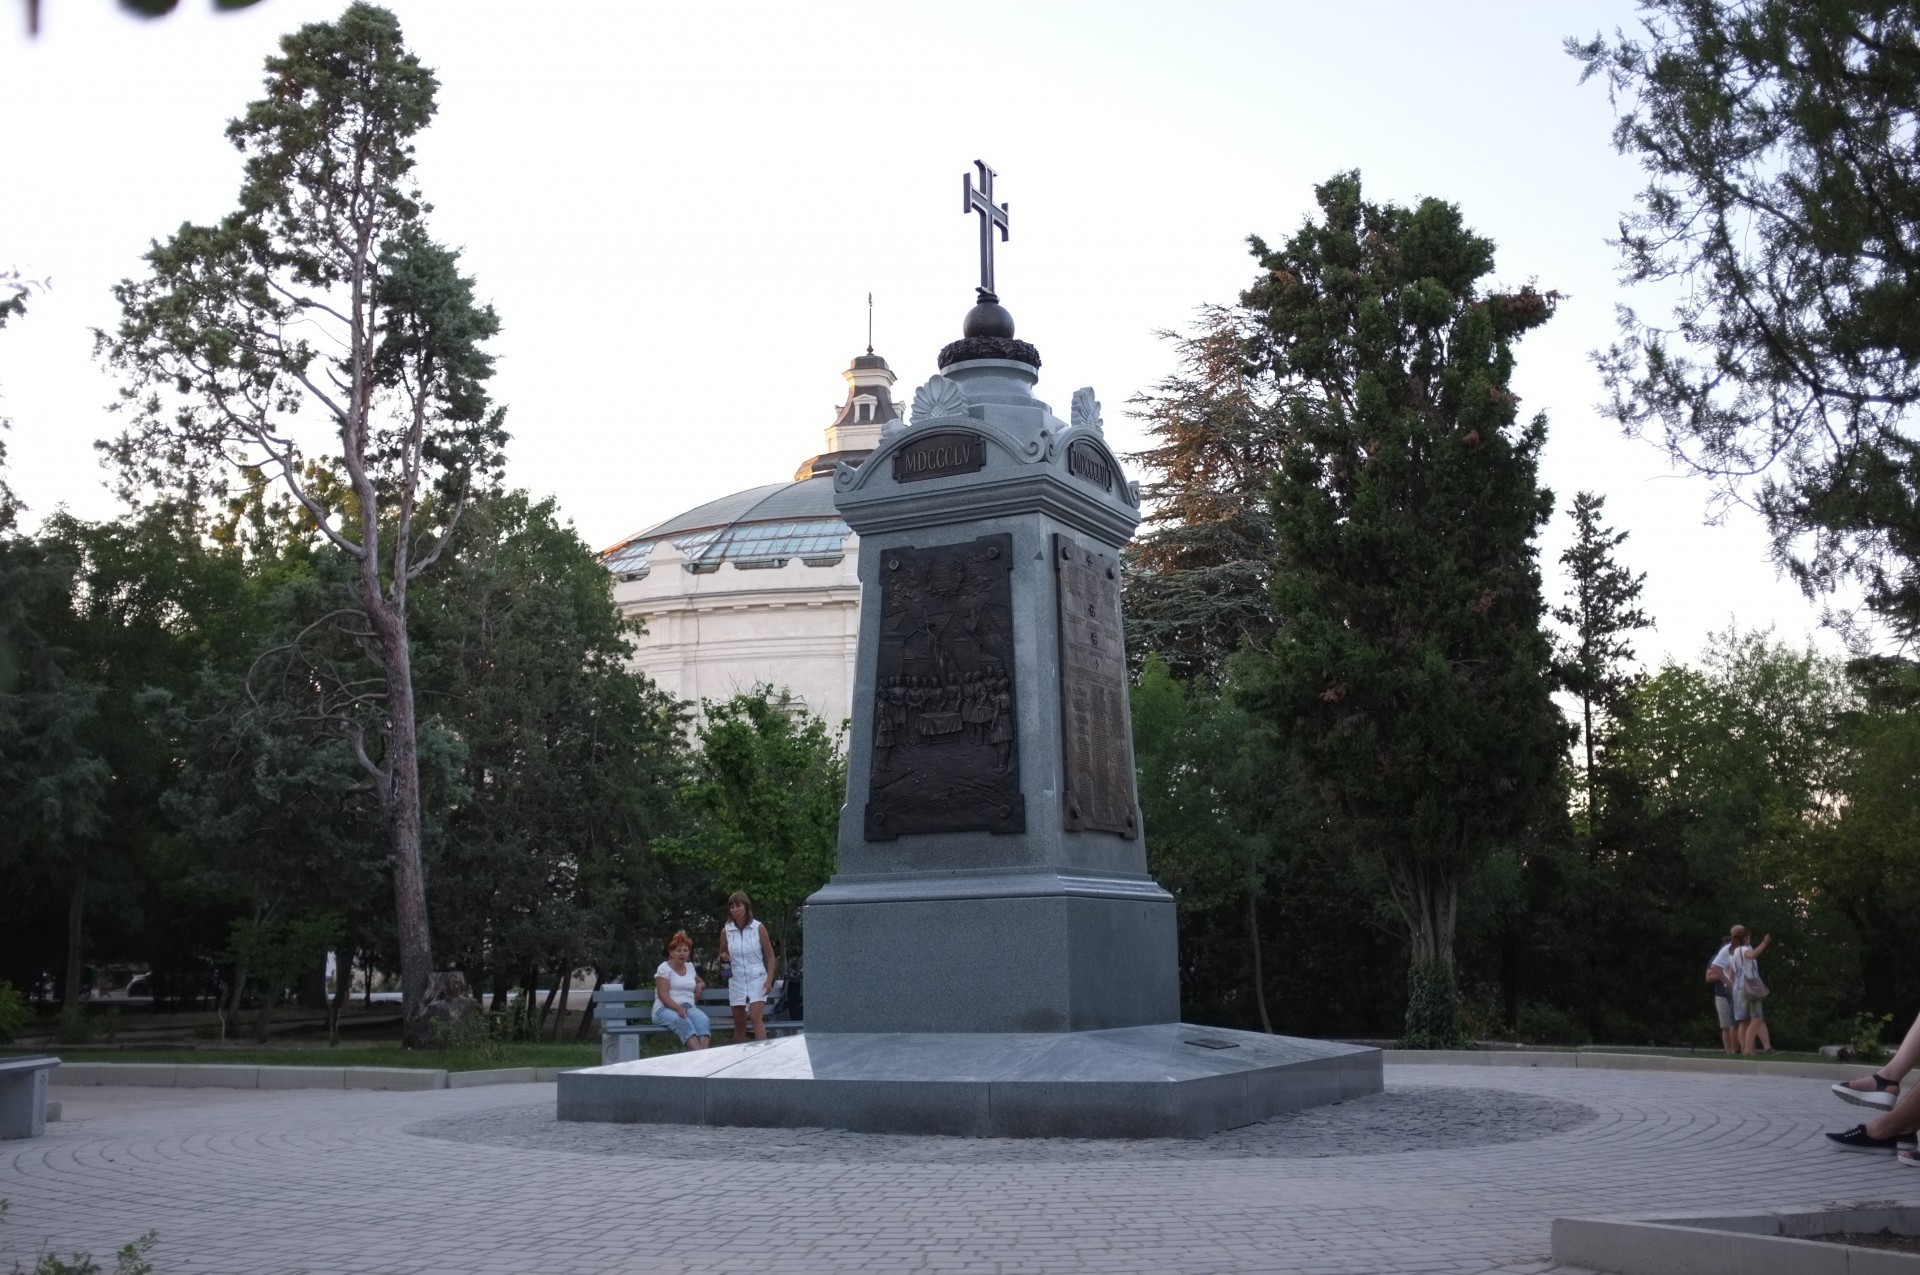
2, 1063, 1916, 1275
414, 1084, 1595, 1163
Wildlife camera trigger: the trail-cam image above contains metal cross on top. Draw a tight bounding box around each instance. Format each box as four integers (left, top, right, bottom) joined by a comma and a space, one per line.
962, 159, 1009, 301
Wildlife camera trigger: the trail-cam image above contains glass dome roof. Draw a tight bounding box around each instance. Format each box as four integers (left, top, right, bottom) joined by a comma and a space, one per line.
602, 475, 851, 579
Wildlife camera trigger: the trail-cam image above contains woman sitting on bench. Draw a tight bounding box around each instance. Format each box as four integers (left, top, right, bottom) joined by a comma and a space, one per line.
653, 932, 711, 1050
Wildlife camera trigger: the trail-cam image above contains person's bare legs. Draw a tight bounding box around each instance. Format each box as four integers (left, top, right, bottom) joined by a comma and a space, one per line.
1721, 1024, 1738, 1055
1861, 1081, 1920, 1140
1751, 1013, 1772, 1052
731, 1005, 748, 1042
1839, 1010, 1920, 1095
689, 1035, 709, 1051
748, 1000, 767, 1042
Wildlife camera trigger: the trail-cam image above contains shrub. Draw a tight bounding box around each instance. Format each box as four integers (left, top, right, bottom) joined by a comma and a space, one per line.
0, 984, 27, 1044
1849, 1011, 1894, 1062
1, 1200, 158, 1275
52, 1006, 95, 1046
1399, 960, 1470, 1049
1516, 1002, 1590, 1046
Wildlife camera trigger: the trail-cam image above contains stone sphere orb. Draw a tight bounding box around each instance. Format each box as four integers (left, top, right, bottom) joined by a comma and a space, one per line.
962, 300, 1016, 339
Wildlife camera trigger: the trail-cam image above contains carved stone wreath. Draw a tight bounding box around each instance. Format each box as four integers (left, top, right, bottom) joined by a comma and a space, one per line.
937, 336, 1042, 369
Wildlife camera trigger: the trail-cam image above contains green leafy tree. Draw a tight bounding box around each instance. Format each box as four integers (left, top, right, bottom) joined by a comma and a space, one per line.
1133, 656, 1303, 1031
1595, 628, 1853, 1042
0, 269, 51, 689
417, 491, 688, 1024
1573, 5, 1920, 638
1553, 491, 1652, 829
99, 4, 505, 1046
1125, 307, 1286, 683
661, 690, 843, 964
0, 506, 260, 1014
1826, 660, 1920, 1016
1235, 172, 1568, 1048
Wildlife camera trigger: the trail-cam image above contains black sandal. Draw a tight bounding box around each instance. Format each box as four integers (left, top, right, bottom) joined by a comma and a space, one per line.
1832, 1073, 1902, 1109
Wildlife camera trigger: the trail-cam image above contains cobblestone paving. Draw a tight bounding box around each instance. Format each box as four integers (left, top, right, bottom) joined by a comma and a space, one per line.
411, 1084, 1596, 1162
2, 1064, 1914, 1275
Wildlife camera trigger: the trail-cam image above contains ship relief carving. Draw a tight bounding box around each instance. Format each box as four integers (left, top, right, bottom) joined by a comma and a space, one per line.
865, 532, 1024, 840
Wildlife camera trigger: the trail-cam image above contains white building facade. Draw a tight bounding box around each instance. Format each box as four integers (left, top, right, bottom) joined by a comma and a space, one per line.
601, 351, 901, 726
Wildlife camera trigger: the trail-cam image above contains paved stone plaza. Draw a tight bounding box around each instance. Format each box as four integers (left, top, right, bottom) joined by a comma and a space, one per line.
3, 1063, 1915, 1274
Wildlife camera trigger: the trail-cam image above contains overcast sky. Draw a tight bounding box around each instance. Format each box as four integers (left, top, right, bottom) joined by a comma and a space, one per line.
2, 0, 1851, 669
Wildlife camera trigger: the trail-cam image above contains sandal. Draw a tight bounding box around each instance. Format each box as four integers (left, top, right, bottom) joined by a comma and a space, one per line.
1833, 1074, 1902, 1110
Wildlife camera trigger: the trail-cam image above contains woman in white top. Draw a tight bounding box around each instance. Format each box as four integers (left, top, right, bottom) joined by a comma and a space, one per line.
718, 891, 778, 1042
1729, 925, 1773, 1054
652, 931, 710, 1050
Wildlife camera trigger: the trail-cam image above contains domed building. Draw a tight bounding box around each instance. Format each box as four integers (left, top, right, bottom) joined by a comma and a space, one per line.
600, 350, 904, 725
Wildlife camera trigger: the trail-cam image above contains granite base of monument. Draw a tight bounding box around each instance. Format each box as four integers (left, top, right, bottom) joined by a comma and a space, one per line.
555, 1026, 1381, 1139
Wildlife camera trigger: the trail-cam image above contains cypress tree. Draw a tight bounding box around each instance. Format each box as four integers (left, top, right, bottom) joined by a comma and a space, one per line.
1237, 173, 1568, 1047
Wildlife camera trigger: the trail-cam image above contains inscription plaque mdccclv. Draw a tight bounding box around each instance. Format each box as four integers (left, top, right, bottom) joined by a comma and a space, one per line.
892, 431, 987, 483
865, 532, 1024, 840
1055, 534, 1137, 837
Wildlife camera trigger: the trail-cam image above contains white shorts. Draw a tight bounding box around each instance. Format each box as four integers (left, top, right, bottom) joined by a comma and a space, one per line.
729, 971, 768, 1007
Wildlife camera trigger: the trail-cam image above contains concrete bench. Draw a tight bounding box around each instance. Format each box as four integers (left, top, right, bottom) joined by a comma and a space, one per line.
594, 983, 802, 1064
0, 1055, 60, 1139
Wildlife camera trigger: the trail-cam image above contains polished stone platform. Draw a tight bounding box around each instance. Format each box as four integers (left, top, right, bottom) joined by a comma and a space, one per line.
555, 1025, 1381, 1139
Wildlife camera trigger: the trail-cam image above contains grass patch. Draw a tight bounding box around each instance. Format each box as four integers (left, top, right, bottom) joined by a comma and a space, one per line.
6, 1042, 603, 1072
10, 1031, 738, 1071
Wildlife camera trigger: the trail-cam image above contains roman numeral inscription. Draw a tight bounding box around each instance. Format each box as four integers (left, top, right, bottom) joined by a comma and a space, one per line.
892, 432, 987, 483
1066, 438, 1113, 492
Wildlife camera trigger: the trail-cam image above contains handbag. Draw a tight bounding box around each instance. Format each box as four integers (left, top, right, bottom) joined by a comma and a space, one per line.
1743, 965, 1770, 1001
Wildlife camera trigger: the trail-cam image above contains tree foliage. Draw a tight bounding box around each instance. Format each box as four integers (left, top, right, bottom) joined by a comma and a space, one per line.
1573, 3, 1920, 638
1234, 172, 1568, 1046
1553, 491, 1652, 825
1125, 307, 1286, 683
99, 3, 503, 1045
418, 491, 688, 1002
660, 691, 843, 963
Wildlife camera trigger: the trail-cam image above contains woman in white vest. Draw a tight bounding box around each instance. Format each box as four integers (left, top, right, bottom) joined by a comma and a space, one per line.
719, 891, 778, 1042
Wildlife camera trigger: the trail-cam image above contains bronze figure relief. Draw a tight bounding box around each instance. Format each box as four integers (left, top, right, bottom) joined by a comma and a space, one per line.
865, 532, 1024, 840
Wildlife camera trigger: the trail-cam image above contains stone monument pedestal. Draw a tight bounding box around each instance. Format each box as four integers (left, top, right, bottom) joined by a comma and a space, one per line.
555, 338, 1384, 1139
557, 1025, 1379, 1139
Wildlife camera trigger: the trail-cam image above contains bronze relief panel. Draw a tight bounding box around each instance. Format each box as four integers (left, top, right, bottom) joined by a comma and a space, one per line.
1055, 535, 1138, 837
865, 532, 1024, 840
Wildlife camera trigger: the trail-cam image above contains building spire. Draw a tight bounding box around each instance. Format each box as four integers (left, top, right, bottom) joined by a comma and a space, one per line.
867, 292, 874, 355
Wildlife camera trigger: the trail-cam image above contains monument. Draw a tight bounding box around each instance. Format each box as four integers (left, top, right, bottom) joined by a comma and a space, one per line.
557, 162, 1381, 1137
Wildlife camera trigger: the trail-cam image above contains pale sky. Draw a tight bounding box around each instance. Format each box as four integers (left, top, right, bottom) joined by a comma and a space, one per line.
1, 0, 1851, 669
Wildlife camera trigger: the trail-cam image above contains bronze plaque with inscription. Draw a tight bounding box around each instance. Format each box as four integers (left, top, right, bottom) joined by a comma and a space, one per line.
864, 532, 1024, 840
1055, 534, 1138, 837
892, 431, 987, 483
1065, 438, 1114, 492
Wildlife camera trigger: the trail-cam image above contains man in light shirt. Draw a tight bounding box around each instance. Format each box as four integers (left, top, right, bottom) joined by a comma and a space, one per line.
1707, 935, 1737, 1055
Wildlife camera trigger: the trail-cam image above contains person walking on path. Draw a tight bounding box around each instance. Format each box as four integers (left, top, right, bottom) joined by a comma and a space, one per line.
652, 932, 711, 1051
1707, 936, 1737, 1055
719, 891, 778, 1043
1833, 1011, 1920, 1110
1728, 926, 1773, 1053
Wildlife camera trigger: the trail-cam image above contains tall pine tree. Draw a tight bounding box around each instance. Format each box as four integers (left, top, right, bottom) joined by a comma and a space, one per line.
100, 5, 503, 1046
1237, 173, 1568, 1047
1124, 306, 1286, 683
1553, 491, 1651, 830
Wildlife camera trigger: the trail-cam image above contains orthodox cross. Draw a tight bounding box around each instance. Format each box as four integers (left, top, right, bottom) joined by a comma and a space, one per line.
962, 160, 1009, 300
